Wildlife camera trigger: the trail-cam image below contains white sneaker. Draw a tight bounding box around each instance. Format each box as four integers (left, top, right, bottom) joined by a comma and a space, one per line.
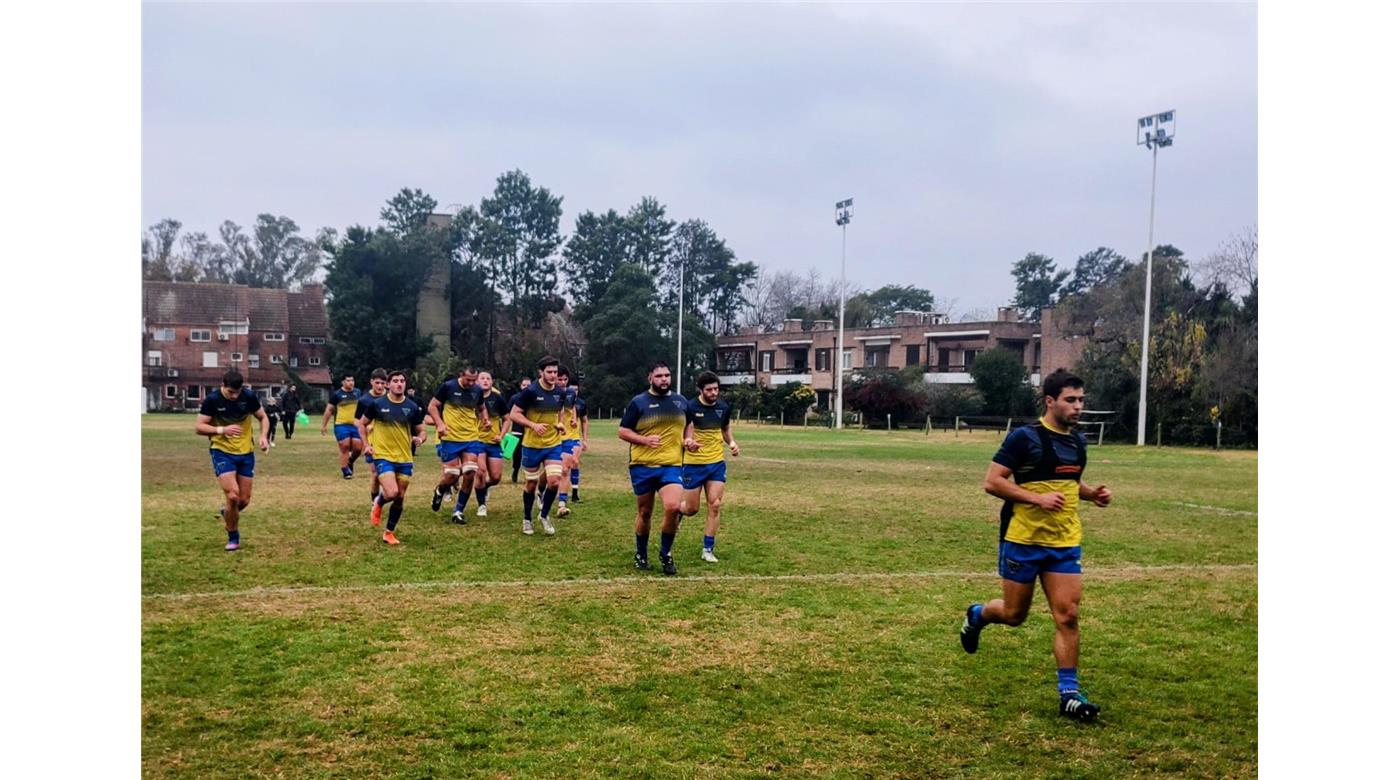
522, 519, 534, 536
702, 549, 719, 563
556, 504, 571, 518
476, 504, 488, 517
540, 516, 556, 536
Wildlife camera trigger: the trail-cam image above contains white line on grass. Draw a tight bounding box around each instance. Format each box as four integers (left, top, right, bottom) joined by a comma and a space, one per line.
144, 563, 1256, 602
1172, 502, 1257, 517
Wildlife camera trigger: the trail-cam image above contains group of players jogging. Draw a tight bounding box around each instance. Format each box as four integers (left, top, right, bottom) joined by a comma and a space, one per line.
193, 360, 1110, 722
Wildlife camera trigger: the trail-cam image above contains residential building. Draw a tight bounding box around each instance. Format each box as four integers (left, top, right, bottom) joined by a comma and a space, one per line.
142, 281, 333, 411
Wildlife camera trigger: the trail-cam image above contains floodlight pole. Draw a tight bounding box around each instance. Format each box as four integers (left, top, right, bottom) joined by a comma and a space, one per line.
1135, 110, 1172, 446
834, 199, 852, 430
677, 258, 685, 380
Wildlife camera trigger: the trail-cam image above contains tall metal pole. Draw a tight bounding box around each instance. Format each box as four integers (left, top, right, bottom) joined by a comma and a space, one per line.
1136, 143, 1159, 446
677, 258, 685, 379
835, 223, 847, 430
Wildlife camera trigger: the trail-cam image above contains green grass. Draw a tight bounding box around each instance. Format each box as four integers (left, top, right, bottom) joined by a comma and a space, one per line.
142, 415, 1257, 778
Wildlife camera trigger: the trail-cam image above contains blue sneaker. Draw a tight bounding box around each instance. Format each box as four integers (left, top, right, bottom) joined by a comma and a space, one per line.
960, 605, 982, 654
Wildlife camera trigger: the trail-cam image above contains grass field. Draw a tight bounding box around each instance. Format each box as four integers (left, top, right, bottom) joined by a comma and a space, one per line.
141, 414, 1257, 778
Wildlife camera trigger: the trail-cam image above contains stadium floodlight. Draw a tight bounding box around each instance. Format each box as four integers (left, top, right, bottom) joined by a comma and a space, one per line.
834, 198, 853, 430
677, 254, 685, 380
1135, 110, 1175, 446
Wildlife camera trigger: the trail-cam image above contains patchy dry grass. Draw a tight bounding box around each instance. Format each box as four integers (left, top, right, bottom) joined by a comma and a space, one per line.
143, 416, 1257, 778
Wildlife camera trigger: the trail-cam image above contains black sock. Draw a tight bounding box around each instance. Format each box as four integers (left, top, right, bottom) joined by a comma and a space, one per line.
476, 487, 488, 506
387, 501, 403, 531
660, 532, 676, 557
540, 486, 558, 518
523, 490, 536, 521
636, 533, 649, 558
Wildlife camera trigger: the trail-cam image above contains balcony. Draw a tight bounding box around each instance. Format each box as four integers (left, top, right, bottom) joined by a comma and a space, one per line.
769, 366, 812, 384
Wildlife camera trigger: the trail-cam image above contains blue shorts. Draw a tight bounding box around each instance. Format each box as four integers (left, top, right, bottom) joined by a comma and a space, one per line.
334, 423, 360, 442
437, 440, 476, 463
375, 460, 414, 478
630, 465, 683, 496
210, 449, 255, 478
483, 442, 504, 460
682, 461, 727, 490
364, 453, 378, 469
998, 541, 1082, 583
521, 445, 564, 470
560, 439, 580, 456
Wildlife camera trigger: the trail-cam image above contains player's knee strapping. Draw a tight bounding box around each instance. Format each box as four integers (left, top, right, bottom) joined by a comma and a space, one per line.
544, 464, 564, 478
442, 466, 462, 478
523, 467, 542, 481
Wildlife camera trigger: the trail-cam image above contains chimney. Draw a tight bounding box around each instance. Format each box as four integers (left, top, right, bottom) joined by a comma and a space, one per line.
782, 318, 804, 333
997, 306, 1019, 323
812, 319, 834, 331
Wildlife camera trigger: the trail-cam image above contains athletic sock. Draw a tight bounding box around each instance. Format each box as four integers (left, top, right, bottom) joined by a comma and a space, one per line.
342, 466, 352, 478
476, 487, 488, 506
349, 451, 360, 466
703, 535, 715, 552
660, 532, 675, 557
540, 486, 558, 518
228, 530, 239, 544
1057, 668, 1080, 697
635, 533, 649, 558
970, 604, 985, 628
571, 469, 580, 487
523, 490, 536, 522
558, 492, 568, 507
454, 490, 470, 513
387, 501, 404, 531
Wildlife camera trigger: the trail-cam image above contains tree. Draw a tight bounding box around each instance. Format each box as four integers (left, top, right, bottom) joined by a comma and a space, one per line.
846, 367, 927, 424
1011, 252, 1069, 322
142, 218, 184, 281
380, 188, 438, 237
623, 196, 674, 277
1198, 225, 1257, 303
561, 208, 629, 320
205, 215, 323, 289
1062, 247, 1128, 297
322, 225, 436, 380
970, 348, 1035, 416
470, 170, 565, 329
862, 284, 936, 325
579, 263, 668, 412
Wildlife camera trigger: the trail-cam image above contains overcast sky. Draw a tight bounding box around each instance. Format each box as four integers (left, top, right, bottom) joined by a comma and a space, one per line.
142, 2, 1257, 315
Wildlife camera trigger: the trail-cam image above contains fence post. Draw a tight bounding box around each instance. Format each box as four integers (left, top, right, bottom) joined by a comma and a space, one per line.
780, 411, 784, 427
925, 415, 931, 436
1215, 420, 1222, 450
1156, 421, 1162, 447
886, 413, 892, 431
955, 416, 960, 437
804, 410, 809, 428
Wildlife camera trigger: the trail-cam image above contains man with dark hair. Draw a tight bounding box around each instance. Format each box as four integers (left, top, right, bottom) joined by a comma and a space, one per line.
959, 369, 1113, 723
195, 369, 270, 551
508, 377, 531, 483
357, 369, 426, 545
454, 370, 512, 521
426, 364, 491, 520
278, 385, 301, 439
321, 372, 364, 479
355, 369, 390, 510
680, 370, 740, 563
618, 361, 689, 575
565, 374, 589, 504
552, 366, 579, 518
508, 356, 568, 536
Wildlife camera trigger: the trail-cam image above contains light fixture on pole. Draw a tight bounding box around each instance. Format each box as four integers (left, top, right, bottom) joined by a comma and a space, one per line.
1135, 109, 1175, 446
834, 198, 853, 430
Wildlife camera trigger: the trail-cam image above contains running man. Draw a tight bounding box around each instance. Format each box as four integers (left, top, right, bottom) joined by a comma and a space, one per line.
321, 372, 364, 478
426, 364, 490, 523
617, 361, 689, 575
357, 369, 426, 545
680, 370, 740, 563
195, 369, 270, 551
355, 368, 389, 509
507, 357, 568, 537
552, 366, 580, 518
959, 369, 1113, 723
508, 377, 531, 483
565, 374, 589, 504
452, 370, 512, 521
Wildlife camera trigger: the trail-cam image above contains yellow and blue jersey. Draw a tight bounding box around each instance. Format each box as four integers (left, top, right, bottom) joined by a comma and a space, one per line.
620, 390, 688, 467
200, 387, 262, 455
482, 388, 510, 438
329, 387, 363, 426
564, 389, 587, 440
685, 397, 732, 466
354, 389, 387, 421
515, 381, 566, 449
992, 419, 1088, 548
432, 378, 484, 443
361, 394, 422, 465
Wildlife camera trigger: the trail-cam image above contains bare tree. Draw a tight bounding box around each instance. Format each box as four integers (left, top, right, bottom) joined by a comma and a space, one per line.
1198, 225, 1257, 301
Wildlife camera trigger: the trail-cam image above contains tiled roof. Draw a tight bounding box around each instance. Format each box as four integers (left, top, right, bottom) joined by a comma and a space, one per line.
143, 281, 326, 335
287, 284, 327, 334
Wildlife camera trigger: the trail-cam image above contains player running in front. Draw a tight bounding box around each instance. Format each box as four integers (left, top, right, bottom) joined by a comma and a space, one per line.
426, 364, 490, 524
563, 373, 589, 506
321, 372, 364, 479
508, 356, 568, 537
552, 366, 581, 518
355, 368, 389, 510
356, 370, 426, 545
194, 369, 270, 551
453, 369, 511, 521
680, 370, 740, 563
617, 361, 689, 575
958, 369, 1113, 723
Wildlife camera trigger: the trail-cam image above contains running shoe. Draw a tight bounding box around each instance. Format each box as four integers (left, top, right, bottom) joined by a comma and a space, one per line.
660, 554, 677, 576
224, 540, 239, 552
476, 504, 488, 518
540, 516, 556, 536
1059, 693, 1100, 723
960, 605, 983, 654
370, 502, 382, 527
522, 519, 534, 536
634, 553, 650, 570
701, 549, 719, 564
556, 504, 571, 518
431, 487, 445, 512
382, 530, 400, 546
451, 510, 466, 525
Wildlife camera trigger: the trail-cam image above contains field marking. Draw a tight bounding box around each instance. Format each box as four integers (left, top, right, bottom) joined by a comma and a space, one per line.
744, 456, 791, 464
1173, 502, 1257, 517
144, 563, 1256, 602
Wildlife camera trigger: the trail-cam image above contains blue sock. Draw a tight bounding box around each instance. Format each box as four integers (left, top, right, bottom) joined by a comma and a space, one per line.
703, 535, 715, 552
228, 530, 239, 544
660, 532, 675, 557
970, 604, 984, 628
342, 466, 352, 477
559, 492, 568, 506
1057, 668, 1079, 696
571, 469, 580, 487
636, 533, 649, 558
523, 490, 536, 521
455, 490, 469, 512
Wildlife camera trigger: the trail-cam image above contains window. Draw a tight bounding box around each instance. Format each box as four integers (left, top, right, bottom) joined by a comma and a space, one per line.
290, 356, 299, 367
186, 385, 200, 399
230, 352, 244, 362
905, 345, 921, 366
815, 348, 831, 372
263, 333, 285, 342
270, 385, 282, 396
164, 384, 177, 398
865, 348, 888, 368
938, 348, 952, 370
298, 337, 312, 344
190, 329, 211, 342
218, 320, 249, 336
963, 349, 979, 368
203, 351, 219, 368
248, 354, 260, 368
153, 328, 175, 341
146, 350, 162, 367
311, 337, 326, 345
841, 349, 853, 370
760, 351, 774, 372
309, 356, 321, 366
270, 354, 284, 364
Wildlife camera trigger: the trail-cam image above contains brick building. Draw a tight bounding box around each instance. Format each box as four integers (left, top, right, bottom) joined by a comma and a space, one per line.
712, 306, 1085, 410
142, 281, 333, 411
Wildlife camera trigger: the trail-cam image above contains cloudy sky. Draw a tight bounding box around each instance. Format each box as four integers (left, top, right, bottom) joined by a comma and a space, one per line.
143, 2, 1257, 315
